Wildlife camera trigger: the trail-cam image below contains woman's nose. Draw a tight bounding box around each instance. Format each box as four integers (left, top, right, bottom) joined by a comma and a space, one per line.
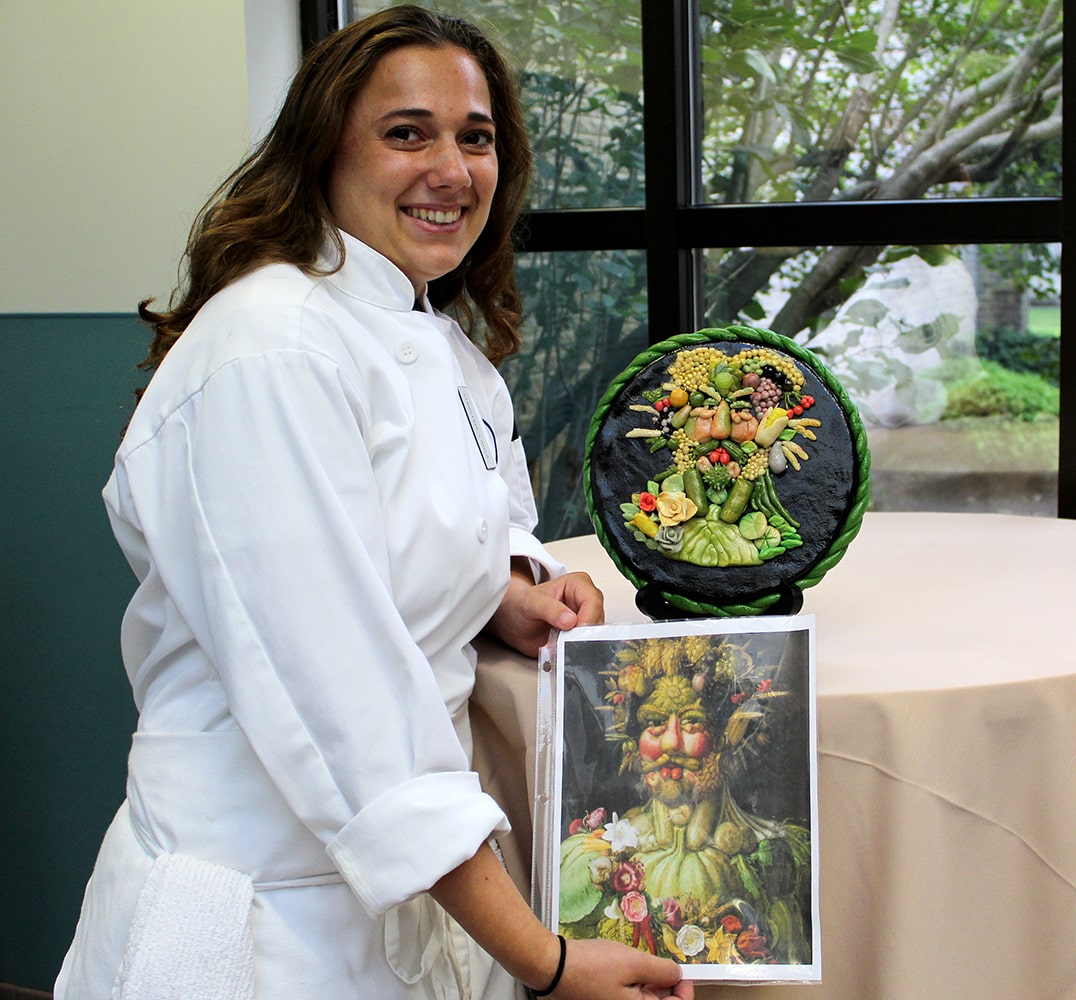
427, 140, 471, 189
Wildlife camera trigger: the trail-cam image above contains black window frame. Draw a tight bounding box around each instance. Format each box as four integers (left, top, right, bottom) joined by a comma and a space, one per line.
305, 0, 1073, 518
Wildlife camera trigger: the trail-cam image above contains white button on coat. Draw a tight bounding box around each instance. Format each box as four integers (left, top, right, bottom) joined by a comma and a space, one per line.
395, 341, 418, 364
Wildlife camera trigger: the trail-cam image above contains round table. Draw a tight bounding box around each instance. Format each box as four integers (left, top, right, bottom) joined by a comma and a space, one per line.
470, 512, 1076, 999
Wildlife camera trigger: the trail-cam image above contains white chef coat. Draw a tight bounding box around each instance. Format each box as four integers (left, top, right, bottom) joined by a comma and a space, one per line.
55, 232, 562, 1000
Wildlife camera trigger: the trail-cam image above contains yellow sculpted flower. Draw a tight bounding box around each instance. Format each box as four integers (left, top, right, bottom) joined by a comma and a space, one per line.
655, 490, 698, 527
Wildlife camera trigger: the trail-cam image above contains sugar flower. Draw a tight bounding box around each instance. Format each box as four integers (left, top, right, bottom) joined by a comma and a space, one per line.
655, 490, 698, 527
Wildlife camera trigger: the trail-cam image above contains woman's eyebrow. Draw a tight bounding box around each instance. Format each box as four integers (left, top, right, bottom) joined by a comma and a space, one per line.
379, 107, 495, 125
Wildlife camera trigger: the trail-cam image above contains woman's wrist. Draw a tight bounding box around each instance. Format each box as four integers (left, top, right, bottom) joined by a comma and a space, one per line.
429, 845, 568, 992
532, 934, 567, 996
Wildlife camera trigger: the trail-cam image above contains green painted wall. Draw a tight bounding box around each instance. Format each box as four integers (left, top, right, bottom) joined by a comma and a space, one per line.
1, 314, 147, 990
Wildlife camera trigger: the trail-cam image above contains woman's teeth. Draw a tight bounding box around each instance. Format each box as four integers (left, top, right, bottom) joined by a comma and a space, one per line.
406, 207, 461, 224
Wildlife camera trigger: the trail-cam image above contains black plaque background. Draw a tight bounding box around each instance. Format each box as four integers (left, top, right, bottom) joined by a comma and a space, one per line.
586, 337, 861, 611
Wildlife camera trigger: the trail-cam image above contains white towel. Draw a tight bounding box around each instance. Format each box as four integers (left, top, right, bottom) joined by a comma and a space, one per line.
111, 852, 255, 1000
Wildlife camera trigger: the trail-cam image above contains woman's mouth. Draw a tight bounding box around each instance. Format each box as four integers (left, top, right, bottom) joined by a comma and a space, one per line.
403, 206, 462, 225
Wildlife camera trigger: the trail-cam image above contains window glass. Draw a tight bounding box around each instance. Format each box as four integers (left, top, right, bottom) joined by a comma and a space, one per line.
702, 242, 1061, 515
504, 249, 649, 540
346, 0, 645, 209
698, 0, 1063, 204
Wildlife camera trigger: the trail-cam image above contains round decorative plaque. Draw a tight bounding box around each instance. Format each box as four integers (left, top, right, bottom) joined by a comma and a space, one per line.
584, 326, 871, 618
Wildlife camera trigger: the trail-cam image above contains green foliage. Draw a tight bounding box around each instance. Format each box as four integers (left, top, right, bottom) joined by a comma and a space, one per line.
977, 242, 1062, 301
974, 326, 1060, 386
698, 0, 1061, 209
522, 71, 645, 210
1027, 305, 1061, 339
942, 360, 1060, 421
506, 250, 649, 539
695, 0, 1062, 337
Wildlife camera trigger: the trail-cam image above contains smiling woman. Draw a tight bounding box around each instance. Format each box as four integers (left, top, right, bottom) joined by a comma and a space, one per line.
133, 3, 534, 370
326, 43, 500, 295
51, 6, 691, 1000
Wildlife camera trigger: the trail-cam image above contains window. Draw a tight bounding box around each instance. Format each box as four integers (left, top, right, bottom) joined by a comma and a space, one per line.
704, 242, 1062, 517
697, 0, 1063, 205
318, 0, 1070, 535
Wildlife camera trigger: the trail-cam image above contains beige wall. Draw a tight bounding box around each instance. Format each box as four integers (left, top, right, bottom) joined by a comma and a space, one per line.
1, 0, 252, 313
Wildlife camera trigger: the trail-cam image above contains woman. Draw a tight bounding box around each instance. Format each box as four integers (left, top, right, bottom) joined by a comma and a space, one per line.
55, 6, 692, 999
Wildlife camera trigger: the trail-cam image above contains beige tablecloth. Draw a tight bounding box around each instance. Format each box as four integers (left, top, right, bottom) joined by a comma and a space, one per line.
470, 512, 1076, 1000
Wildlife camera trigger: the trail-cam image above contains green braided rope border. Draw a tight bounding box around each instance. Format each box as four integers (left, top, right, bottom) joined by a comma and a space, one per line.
583, 325, 873, 618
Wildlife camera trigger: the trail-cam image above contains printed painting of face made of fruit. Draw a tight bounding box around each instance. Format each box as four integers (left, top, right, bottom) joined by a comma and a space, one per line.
537, 616, 821, 984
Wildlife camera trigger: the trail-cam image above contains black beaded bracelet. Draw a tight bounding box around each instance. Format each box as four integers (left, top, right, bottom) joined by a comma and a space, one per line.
533, 934, 567, 997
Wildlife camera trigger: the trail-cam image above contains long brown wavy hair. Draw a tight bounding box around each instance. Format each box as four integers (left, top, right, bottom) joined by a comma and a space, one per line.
139, 5, 532, 369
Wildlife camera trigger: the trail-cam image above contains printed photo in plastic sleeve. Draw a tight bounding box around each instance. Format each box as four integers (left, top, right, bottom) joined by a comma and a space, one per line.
533, 616, 821, 984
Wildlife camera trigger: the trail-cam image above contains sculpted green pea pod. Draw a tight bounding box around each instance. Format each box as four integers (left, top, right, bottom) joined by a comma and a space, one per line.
682, 467, 710, 517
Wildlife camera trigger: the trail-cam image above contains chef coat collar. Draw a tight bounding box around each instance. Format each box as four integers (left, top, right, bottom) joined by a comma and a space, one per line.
323, 230, 427, 313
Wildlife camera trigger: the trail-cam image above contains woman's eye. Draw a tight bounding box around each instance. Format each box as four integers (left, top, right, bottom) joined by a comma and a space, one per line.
386, 125, 423, 143
462, 129, 495, 149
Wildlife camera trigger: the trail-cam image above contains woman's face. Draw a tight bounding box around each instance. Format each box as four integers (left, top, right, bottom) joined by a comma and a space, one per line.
327, 44, 499, 295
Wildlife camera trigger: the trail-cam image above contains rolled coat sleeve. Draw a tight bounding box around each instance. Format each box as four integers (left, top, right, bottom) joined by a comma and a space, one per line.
113, 347, 508, 915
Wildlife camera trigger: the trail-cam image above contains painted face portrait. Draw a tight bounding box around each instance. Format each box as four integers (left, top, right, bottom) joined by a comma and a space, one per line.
554, 623, 816, 971
635, 675, 719, 807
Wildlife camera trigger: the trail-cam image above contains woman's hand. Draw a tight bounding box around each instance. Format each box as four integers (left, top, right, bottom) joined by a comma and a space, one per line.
549, 938, 694, 1000
485, 560, 604, 657
431, 845, 692, 1000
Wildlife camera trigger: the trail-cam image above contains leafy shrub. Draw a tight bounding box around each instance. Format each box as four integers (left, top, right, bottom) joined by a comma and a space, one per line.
942, 360, 1059, 421
974, 326, 1060, 386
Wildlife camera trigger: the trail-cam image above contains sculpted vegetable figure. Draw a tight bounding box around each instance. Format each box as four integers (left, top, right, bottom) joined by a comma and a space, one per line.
754, 407, 789, 447
620, 343, 816, 568
729, 411, 759, 444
